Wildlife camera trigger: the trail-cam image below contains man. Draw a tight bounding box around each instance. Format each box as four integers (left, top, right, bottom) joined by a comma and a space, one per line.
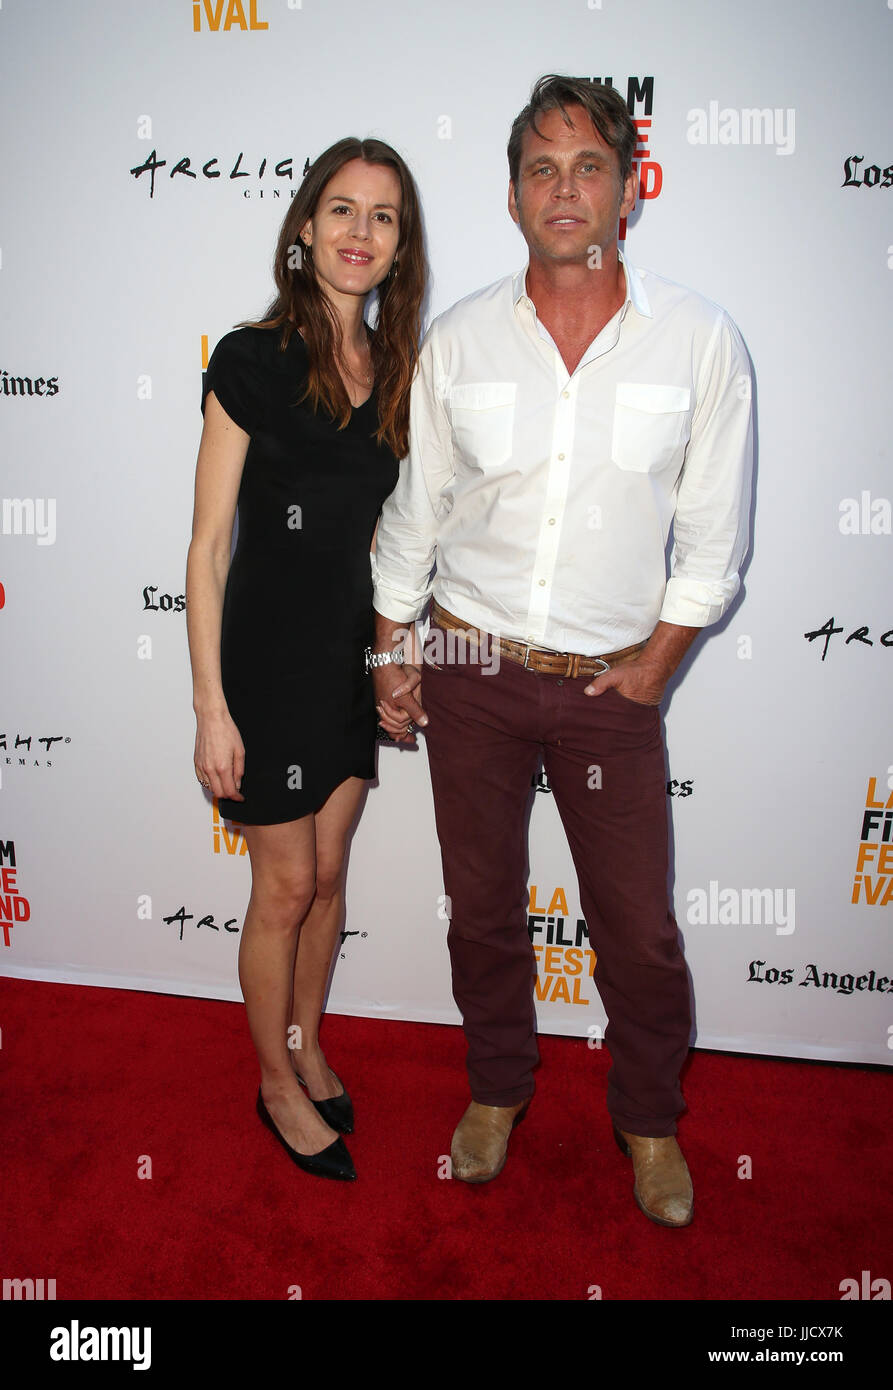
370, 75, 753, 1226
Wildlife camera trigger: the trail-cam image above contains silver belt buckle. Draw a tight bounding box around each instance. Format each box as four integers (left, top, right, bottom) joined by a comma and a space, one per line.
591, 657, 610, 676
521, 642, 556, 669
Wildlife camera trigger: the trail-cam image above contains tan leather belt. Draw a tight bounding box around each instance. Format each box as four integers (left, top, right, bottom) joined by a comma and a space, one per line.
431, 602, 647, 678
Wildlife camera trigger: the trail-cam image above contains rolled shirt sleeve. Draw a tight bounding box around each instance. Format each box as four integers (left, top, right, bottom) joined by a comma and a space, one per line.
659, 311, 754, 628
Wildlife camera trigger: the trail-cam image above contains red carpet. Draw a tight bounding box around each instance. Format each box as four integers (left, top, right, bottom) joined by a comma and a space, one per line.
1, 978, 890, 1302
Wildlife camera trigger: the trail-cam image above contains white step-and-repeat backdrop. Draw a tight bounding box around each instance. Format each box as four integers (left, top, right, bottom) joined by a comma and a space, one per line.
2, 0, 890, 1065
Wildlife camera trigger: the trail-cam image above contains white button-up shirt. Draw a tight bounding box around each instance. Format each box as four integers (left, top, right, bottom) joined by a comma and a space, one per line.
372, 253, 753, 656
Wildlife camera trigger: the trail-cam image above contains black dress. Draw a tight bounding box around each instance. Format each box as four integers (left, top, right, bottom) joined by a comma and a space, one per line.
200, 325, 400, 824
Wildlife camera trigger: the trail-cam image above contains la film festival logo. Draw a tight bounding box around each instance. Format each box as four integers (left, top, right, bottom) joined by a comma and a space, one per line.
212, 798, 247, 856
852, 774, 893, 907
192, 0, 269, 31
581, 76, 662, 240
527, 884, 595, 1007
0, 841, 31, 949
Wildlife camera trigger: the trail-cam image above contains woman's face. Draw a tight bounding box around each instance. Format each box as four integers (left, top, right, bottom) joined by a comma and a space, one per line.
301, 159, 402, 309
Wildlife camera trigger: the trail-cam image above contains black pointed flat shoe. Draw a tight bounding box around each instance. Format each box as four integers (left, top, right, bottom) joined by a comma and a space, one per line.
294, 1071, 355, 1135
256, 1089, 356, 1181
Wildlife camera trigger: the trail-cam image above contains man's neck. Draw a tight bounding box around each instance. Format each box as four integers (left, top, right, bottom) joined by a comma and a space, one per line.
525, 247, 627, 373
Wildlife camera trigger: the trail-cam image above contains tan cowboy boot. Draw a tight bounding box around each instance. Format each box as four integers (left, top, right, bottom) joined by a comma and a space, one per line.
614, 1126, 694, 1227
450, 1100, 530, 1183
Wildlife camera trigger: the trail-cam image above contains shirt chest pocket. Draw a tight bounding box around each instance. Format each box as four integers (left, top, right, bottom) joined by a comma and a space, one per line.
611, 382, 692, 473
449, 382, 517, 467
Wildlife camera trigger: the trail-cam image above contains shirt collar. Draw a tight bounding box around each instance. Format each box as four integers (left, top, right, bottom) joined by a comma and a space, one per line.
511, 248, 653, 320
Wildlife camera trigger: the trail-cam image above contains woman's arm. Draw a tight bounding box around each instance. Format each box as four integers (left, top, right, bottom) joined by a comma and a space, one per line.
185, 391, 250, 801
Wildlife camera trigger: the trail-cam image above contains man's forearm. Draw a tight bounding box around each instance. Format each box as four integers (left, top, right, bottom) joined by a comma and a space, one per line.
585, 619, 701, 702
639, 620, 701, 683
373, 610, 414, 656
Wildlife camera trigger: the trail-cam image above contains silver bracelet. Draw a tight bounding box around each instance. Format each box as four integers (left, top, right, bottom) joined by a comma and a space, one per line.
365, 645, 406, 674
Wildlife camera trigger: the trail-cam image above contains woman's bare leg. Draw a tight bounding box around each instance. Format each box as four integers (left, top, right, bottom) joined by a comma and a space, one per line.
289, 777, 366, 1100
240, 816, 337, 1156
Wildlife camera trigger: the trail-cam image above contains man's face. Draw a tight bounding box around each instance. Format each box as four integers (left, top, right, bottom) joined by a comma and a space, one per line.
508, 104, 637, 266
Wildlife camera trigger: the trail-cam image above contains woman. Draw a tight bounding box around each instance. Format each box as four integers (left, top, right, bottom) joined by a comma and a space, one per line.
186, 138, 426, 1180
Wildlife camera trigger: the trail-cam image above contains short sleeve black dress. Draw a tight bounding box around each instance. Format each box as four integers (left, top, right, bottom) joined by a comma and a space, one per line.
200, 325, 399, 824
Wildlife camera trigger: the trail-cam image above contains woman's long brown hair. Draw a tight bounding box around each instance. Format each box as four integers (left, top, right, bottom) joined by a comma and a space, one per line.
248, 137, 426, 459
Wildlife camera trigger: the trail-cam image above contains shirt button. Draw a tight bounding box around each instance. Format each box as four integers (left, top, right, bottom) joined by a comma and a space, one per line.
562, 391, 570, 399
557, 453, 565, 461
538, 579, 546, 587
548, 517, 556, 525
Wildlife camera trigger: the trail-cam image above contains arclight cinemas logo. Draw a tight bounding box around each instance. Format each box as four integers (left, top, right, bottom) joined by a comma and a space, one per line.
50, 1320, 150, 1371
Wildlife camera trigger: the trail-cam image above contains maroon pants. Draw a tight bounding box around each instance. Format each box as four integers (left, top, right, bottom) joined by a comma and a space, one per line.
422, 623, 691, 1137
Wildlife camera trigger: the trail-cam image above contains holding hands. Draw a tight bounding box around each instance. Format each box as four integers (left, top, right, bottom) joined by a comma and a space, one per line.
371, 618, 427, 744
